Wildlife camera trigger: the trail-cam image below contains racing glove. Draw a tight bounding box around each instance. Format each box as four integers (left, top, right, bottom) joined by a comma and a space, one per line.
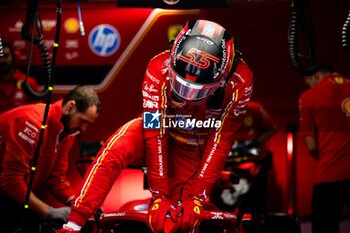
147, 197, 176, 233
55, 221, 81, 233
47, 206, 71, 222
176, 196, 203, 232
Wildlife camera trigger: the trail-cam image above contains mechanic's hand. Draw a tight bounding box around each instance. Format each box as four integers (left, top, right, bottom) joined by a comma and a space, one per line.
176, 197, 203, 232
55, 221, 81, 233
147, 197, 176, 233
47, 206, 71, 222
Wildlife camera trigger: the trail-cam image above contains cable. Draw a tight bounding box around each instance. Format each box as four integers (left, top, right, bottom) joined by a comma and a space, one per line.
288, 0, 318, 76
21, 0, 42, 44
77, 0, 85, 36
178, 170, 198, 205
342, 10, 350, 50
177, 128, 203, 205
21, 0, 53, 100
51, 0, 62, 78
22, 1, 62, 231
0, 36, 3, 57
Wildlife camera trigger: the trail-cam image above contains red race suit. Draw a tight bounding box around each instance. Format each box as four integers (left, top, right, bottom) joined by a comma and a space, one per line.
0, 69, 39, 114
69, 51, 253, 227
299, 73, 350, 184
0, 100, 76, 204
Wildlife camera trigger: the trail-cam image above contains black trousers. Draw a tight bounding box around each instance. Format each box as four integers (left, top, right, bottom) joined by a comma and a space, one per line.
311, 179, 350, 233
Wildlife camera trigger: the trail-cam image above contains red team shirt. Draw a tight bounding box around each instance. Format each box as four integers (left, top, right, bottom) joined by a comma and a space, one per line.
233, 101, 275, 143
299, 73, 350, 184
0, 100, 76, 204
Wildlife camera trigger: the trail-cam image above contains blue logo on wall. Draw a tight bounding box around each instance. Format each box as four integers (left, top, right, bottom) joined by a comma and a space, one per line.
89, 24, 120, 57
143, 111, 161, 129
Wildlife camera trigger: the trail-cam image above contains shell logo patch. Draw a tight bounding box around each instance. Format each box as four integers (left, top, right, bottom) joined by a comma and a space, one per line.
342, 98, 350, 117
64, 18, 79, 33
330, 76, 349, 85
334, 77, 344, 84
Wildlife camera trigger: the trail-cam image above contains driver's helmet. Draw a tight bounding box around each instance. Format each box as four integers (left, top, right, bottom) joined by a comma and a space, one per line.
169, 19, 235, 102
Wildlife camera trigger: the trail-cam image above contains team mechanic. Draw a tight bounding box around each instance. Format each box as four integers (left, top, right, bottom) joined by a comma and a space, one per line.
59, 19, 253, 233
0, 86, 101, 233
0, 41, 40, 114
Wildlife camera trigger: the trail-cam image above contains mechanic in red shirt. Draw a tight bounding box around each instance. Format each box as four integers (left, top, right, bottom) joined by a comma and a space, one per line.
0, 40, 40, 114
230, 101, 276, 152
299, 62, 350, 233
216, 101, 276, 209
60, 19, 253, 233
0, 85, 100, 233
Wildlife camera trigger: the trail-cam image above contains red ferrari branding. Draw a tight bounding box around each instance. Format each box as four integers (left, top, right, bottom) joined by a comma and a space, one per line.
179, 48, 220, 69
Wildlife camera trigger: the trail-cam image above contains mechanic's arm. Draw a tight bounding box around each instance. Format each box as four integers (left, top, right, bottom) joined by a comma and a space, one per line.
298, 93, 318, 160
304, 135, 318, 160
1, 148, 58, 218
1, 118, 69, 220
0, 118, 43, 209
29, 192, 50, 216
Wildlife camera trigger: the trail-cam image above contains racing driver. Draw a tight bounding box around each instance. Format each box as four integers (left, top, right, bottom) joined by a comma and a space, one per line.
58, 19, 253, 233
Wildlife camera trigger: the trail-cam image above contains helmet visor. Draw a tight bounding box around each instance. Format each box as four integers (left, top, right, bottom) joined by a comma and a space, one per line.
169, 65, 220, 101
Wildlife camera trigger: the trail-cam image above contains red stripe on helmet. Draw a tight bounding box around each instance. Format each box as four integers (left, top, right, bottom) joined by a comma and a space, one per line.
185, 73, 197, 82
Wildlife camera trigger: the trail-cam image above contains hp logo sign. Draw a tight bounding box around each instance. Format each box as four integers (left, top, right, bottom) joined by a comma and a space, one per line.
88, 24, 120, 56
